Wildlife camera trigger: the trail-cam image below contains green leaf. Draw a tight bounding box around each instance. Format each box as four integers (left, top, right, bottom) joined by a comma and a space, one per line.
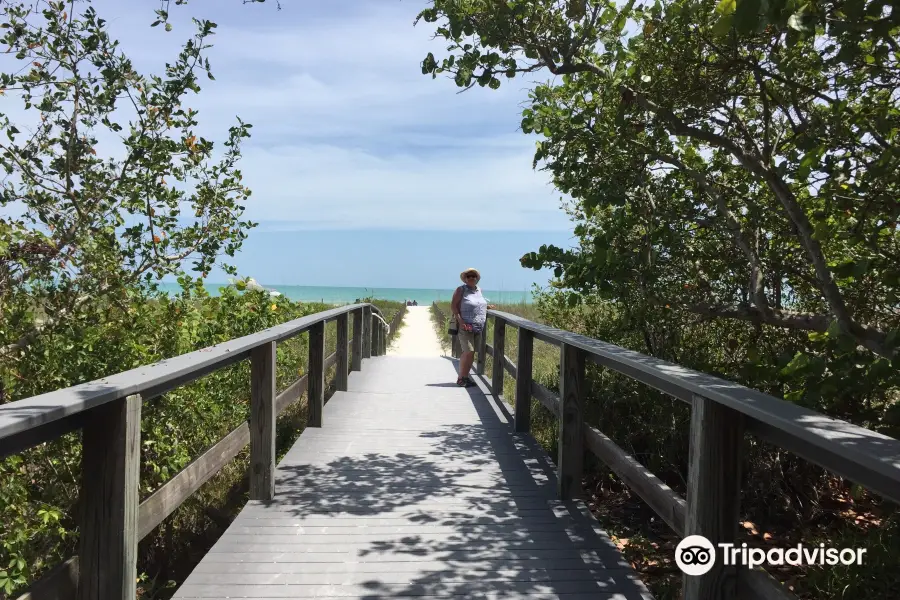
787, 12, 814, 32
716, 0, 737, 15
733, 0, 760, 33
711, 14, 734, 36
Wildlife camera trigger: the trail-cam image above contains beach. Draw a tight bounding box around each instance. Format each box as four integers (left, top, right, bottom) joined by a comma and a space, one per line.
157, 283, 534, 305
387, 306, 444, 357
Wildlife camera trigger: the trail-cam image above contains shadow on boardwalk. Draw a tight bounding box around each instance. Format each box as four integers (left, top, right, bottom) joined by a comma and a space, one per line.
265, 387, 649, 599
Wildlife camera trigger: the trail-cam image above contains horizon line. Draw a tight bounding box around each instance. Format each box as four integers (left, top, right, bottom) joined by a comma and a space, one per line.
163, 281, 544, 291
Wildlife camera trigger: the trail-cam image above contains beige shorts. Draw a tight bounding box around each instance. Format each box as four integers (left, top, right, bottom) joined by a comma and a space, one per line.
457, 327, 482, 354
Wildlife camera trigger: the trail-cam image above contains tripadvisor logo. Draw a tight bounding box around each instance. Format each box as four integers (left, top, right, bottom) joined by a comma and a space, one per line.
675, 535, 867, 575
675, 535, 716, 576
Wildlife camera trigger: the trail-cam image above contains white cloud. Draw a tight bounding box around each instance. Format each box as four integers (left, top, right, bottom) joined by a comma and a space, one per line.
237, 140, 565, 229
22, 0, 573, 231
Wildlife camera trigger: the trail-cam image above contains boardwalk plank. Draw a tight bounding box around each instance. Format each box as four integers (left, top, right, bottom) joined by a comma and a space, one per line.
190, 559, 629, 575
173, 357, 651, 600
175, 578, 647, 597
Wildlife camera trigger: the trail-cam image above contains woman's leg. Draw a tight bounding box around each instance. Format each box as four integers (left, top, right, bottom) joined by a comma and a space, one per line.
459, 351, 475, 378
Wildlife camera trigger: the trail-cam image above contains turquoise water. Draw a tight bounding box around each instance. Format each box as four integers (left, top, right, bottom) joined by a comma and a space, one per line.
157, 283, 535, 305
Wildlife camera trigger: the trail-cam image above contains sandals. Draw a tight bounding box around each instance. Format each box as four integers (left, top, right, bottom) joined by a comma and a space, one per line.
456, 376, 476, 387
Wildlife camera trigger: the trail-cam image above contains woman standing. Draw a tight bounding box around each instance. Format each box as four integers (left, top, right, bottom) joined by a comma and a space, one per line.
451, 267, 495, 387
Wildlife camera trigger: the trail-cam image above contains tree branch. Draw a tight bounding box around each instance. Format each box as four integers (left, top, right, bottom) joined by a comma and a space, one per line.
666, 302, 891, 357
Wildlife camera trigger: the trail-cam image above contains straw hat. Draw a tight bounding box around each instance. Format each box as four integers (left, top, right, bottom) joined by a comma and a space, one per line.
460, 267, 481, 283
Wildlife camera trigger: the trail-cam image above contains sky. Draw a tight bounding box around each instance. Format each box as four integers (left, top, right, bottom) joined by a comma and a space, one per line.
11, 0, 580, 290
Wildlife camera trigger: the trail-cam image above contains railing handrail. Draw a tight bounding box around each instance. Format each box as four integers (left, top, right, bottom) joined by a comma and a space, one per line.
3, 301, 401, 600
488, 309, 900, 505
0, 302, 385, 447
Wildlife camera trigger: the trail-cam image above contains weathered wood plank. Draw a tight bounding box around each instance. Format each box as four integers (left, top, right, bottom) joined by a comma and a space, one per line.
183, 567, 618, 584
171, 356, 651, 600
0, 305, 370, 442
558, 344, 585, 500
683, 395, 744, 600
194, 558, 620, 583
77, 394, 140, 600
584, 425, 686, 536
0, 411, 88, 460
138, 422, 251, 539
14, 556, 78, 600
249, 342, 276, 502
175, 582, 637, 598
477, 321, 487, 376
351, 309, 363, 371
275, 375, 308, 416
533, 381, 561, 418
308, 321, 326, 427
491, 318, 506, 398
197, 548, 627, 564
375, 319, 383, 356
489, 310, 900, 505
335, 313, 349, 392
514, 328, 534, 433
492, 347, 560, 418
362, 306, 371, 359
272, 350, 336, 416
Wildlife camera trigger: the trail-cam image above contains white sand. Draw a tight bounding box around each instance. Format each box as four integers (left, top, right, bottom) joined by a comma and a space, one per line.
387, 306, 444, 357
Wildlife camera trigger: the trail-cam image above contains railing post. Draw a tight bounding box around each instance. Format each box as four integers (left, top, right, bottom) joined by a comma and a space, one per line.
558, 343, 586, 500
476, 321, 487, 375
362, 306, 372, 359
308, 321, 325, 427
370, 314, 379, 357
336, 313, 349, 391
491, 317, 505, 397
78, 393, 141, 600
451, 329, 461, 359
683, 395, 744, 600
351, 308, 363, 371
514, 327, 533, 433
249, 341, 276, 501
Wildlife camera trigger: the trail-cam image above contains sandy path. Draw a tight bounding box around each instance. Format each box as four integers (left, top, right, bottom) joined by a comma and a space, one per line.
387, 306, 444, 357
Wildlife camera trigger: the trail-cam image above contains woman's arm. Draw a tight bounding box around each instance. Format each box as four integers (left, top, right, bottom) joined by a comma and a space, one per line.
450, 287, 462, 322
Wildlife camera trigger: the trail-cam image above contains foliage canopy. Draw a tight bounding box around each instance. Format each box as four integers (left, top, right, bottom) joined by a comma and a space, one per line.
416, 0, 900, 425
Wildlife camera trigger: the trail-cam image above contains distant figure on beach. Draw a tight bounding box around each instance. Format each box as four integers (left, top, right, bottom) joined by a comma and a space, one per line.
450, 267, 495, 387
413, 300, 418, 306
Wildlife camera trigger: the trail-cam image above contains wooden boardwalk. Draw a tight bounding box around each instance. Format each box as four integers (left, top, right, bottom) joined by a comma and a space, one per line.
173, 356, 653, 599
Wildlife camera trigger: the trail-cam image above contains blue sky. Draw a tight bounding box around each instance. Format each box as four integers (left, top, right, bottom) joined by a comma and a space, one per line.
33, 1, 579, 290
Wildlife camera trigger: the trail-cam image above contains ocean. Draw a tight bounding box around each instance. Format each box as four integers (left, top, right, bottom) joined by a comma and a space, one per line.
157, 283, 535, 305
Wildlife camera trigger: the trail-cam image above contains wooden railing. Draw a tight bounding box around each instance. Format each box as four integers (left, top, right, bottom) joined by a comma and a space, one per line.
481, 310, 900, 600
0, 303, 402, 600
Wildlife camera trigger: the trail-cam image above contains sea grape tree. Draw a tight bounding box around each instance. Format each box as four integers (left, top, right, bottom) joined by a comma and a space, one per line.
0, 0, 255, 392
415, 0, 900, 363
